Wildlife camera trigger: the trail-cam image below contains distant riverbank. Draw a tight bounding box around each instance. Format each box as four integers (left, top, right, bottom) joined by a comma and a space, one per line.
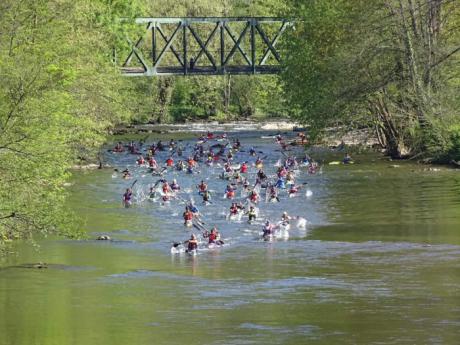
111, 121, 379, 148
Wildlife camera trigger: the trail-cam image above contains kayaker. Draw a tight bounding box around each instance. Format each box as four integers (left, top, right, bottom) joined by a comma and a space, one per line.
281, 211, 291, 225
262, 221, 276, 237
197, 180, 208, 194
248, 190, 259, 203
162, 181, 172, 194
288, 185, 299, 197
257, 169, 267, 181
225, 185, 235, 199
137, 155, 145, 165
204, 226, 223, 245
170, 179, 180, 191
229, 203, 239, 216
343, 153, 353, 164
183, 207, 194, 225
123, 188, 132, 206
202, 190, 211, 204
275, 177, 286, 189
247, 206, 257, 222
148, 157, 158, 169
187, 234, 198, 251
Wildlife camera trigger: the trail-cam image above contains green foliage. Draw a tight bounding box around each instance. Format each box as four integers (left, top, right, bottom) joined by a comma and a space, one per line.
281, 0, 460, 158
0, 0, 145, 248
121, 0, 290, 123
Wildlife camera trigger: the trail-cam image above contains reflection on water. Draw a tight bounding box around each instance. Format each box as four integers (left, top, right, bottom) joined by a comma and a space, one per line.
1, 132, 460, 345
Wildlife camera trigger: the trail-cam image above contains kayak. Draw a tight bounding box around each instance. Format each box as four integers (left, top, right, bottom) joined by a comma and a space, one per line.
186, 249, 197, 256
171, 245, 186, 254
263, 229, 289, 241
228, 211, 243, 221
207, 242, 224, 249
329, 161, 354, 165
278, 222, 291, 231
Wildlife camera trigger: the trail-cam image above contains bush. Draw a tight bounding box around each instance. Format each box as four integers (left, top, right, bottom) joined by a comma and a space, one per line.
446, 125, 460, 162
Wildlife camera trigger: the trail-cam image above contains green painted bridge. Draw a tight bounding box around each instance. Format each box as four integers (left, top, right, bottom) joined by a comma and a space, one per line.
119, 17, 292, 76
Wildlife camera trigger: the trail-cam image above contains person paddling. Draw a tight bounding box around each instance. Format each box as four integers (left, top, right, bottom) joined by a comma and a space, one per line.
262, 221, 276, 238
187, 234, 198, 252
225, 184, 235, 199
343, 153, 353, 164
248, 190, 259, 203
183, 207, 194, 226
281, 211, 291, 225
197, 180, 208, 195
229, 203, 239, 217
202, 190, 212, 204
123, 188, 133, 207
247, 206, 257, 222
170, 179, 180, 191
204, 226, 224, 245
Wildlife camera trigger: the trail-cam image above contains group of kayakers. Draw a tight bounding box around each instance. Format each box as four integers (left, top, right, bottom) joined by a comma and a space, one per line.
114, 130, 356, 253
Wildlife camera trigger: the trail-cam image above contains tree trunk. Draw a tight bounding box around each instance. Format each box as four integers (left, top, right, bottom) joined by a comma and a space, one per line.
157, 78, 173, 123
223, 74, 231, 114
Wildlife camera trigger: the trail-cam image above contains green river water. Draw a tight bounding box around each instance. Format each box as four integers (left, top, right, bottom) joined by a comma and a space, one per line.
1, 131, 460, 345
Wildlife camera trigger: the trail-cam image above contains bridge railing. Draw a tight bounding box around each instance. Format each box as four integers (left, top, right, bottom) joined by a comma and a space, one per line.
118, 17, 292, 76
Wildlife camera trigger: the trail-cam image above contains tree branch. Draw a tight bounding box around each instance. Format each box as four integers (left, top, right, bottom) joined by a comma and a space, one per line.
430, 46, 460, 69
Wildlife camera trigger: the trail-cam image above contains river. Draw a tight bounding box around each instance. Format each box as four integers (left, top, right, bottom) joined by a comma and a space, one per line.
1, 130, 460, 345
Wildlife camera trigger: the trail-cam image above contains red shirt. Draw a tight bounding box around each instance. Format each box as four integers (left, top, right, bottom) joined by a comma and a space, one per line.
208, 233, 217, 243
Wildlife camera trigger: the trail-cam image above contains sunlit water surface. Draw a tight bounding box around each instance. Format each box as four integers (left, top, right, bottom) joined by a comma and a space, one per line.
1, 131, 460, 345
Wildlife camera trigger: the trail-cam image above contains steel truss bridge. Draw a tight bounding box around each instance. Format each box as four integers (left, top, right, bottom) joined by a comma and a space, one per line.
119, 17, 291, 76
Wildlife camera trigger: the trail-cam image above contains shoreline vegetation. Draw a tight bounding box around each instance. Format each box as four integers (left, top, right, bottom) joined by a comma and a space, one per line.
1, 0, 458, 249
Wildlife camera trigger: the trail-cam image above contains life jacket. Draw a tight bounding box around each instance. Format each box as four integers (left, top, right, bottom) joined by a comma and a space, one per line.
226, 190, 235, 199
188, 240, 197, 250
240, 164, 248, 173
184, 212, 193, 221
166, 158, 173, 166
250, 193, 258, 202
208, 232, 217, 243
263, 225, 274, 235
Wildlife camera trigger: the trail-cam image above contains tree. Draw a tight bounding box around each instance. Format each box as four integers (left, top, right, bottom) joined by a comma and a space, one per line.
0, 0, 143, 249
282, 0, 460, 159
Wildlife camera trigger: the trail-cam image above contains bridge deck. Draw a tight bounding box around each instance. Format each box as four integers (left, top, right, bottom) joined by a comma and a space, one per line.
121, 66, 280, 76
